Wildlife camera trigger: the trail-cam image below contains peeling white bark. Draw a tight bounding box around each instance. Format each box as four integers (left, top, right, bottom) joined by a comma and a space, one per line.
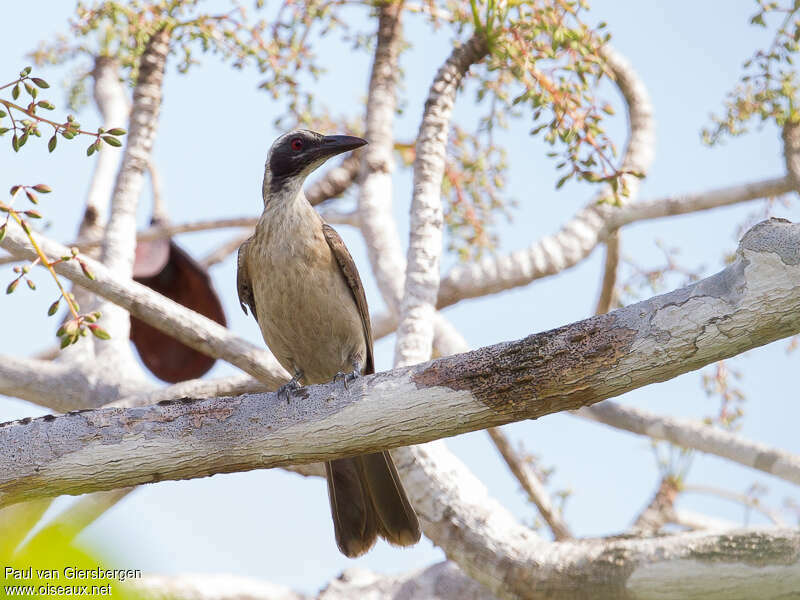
395, 34, 487, 367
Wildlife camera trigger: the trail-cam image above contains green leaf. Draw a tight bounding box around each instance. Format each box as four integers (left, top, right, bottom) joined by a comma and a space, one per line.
47, 299, 60, 316
31, 77, 49, 89
106, 128, 126, 136
6, 279, 18, 294
0, 224, 5, 243
25, 191, 38, 205
11, 84, 19, 100
32, 184, 51, 193
86, 143, 95, 157
48, 135, 57, 152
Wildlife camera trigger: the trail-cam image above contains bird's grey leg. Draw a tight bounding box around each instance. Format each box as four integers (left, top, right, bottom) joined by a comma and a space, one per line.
276, 370, 303, 404
333, 358, 362, 390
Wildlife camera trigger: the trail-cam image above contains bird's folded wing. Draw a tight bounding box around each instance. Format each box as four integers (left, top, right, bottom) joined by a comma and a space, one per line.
236, 237, 258, 321
322, 223, 375, 375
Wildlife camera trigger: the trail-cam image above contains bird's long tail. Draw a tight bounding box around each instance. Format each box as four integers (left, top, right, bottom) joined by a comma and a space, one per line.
325, 452, 421, 558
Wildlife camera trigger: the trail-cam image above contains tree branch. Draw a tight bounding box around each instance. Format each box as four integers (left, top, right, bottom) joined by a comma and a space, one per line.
575, 400, 800, 486
395, 34, 487, 366
486, 426, 572, 541
0, 222, 288, 387
305, 153, 361, 207
357, 0, 407, 308
0, 354, 144, 411
2, 219, 798, 507
595, 230, 620, 315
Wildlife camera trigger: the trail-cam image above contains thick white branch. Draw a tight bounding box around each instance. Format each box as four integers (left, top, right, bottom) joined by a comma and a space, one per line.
1, 218, 798, 503
2, 219, 800, 596
395, 34, 487, 367
357, 1, 407, 308
0, 354, 145, 411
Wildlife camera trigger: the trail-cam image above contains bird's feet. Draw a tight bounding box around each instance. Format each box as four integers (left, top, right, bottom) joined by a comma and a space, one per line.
276, 371, 303, 404
333, 360, 362, 390
333, 369, 360, 390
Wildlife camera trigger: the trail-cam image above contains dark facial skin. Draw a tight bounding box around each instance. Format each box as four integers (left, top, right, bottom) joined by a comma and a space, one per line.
268, 130, 367, 195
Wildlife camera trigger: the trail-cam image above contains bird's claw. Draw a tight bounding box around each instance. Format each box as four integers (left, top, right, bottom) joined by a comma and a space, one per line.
333, 369, 360, 390
276, 376, 301, 404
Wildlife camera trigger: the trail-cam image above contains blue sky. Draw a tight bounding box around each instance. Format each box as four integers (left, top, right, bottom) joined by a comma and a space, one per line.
1, 1, 798, 594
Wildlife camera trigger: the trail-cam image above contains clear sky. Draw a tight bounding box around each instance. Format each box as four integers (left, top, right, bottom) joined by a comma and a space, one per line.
1, 1, 798, 594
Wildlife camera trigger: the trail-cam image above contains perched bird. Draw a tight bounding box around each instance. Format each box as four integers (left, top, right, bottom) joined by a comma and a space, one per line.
237, 129, 421, 557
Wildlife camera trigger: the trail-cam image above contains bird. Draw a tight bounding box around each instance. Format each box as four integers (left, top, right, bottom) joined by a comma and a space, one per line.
236, 129, 421, 557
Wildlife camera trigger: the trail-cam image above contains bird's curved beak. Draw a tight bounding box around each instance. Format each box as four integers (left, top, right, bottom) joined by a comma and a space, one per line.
320, 135, 368, 158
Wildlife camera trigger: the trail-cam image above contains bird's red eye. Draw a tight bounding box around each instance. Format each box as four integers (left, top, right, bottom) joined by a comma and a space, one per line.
290, 138, 303, 152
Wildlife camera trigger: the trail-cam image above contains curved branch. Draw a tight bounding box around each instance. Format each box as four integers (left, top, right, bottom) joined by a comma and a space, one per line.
436, 43, 657, 311
395, 34, 487, 366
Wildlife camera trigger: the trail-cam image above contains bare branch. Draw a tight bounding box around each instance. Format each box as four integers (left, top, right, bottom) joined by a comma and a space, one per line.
357, 1, 407, 308
0, 354, 144, 411
575, 400, 800, 486
395, 34, 487, 366
595, 230, 620, 315
671, 509, 737, 532
630, 476, 679, 536
101, 28, 169, 278
683, 484, 785, 526
1, 221, 288, 387
2, 218, 798, 507
200, 230, 251, 269
783, 121, 800, 190
80, 56, 129, 243
610, 176, 795, 229
487, 426, 572, 541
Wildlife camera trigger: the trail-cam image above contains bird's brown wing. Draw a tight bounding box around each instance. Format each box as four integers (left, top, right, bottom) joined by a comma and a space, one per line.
322, 223, 374, 375
236, 237, 258, 321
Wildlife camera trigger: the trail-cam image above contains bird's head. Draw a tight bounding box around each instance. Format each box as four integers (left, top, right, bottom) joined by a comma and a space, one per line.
262, 129, 367, 203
